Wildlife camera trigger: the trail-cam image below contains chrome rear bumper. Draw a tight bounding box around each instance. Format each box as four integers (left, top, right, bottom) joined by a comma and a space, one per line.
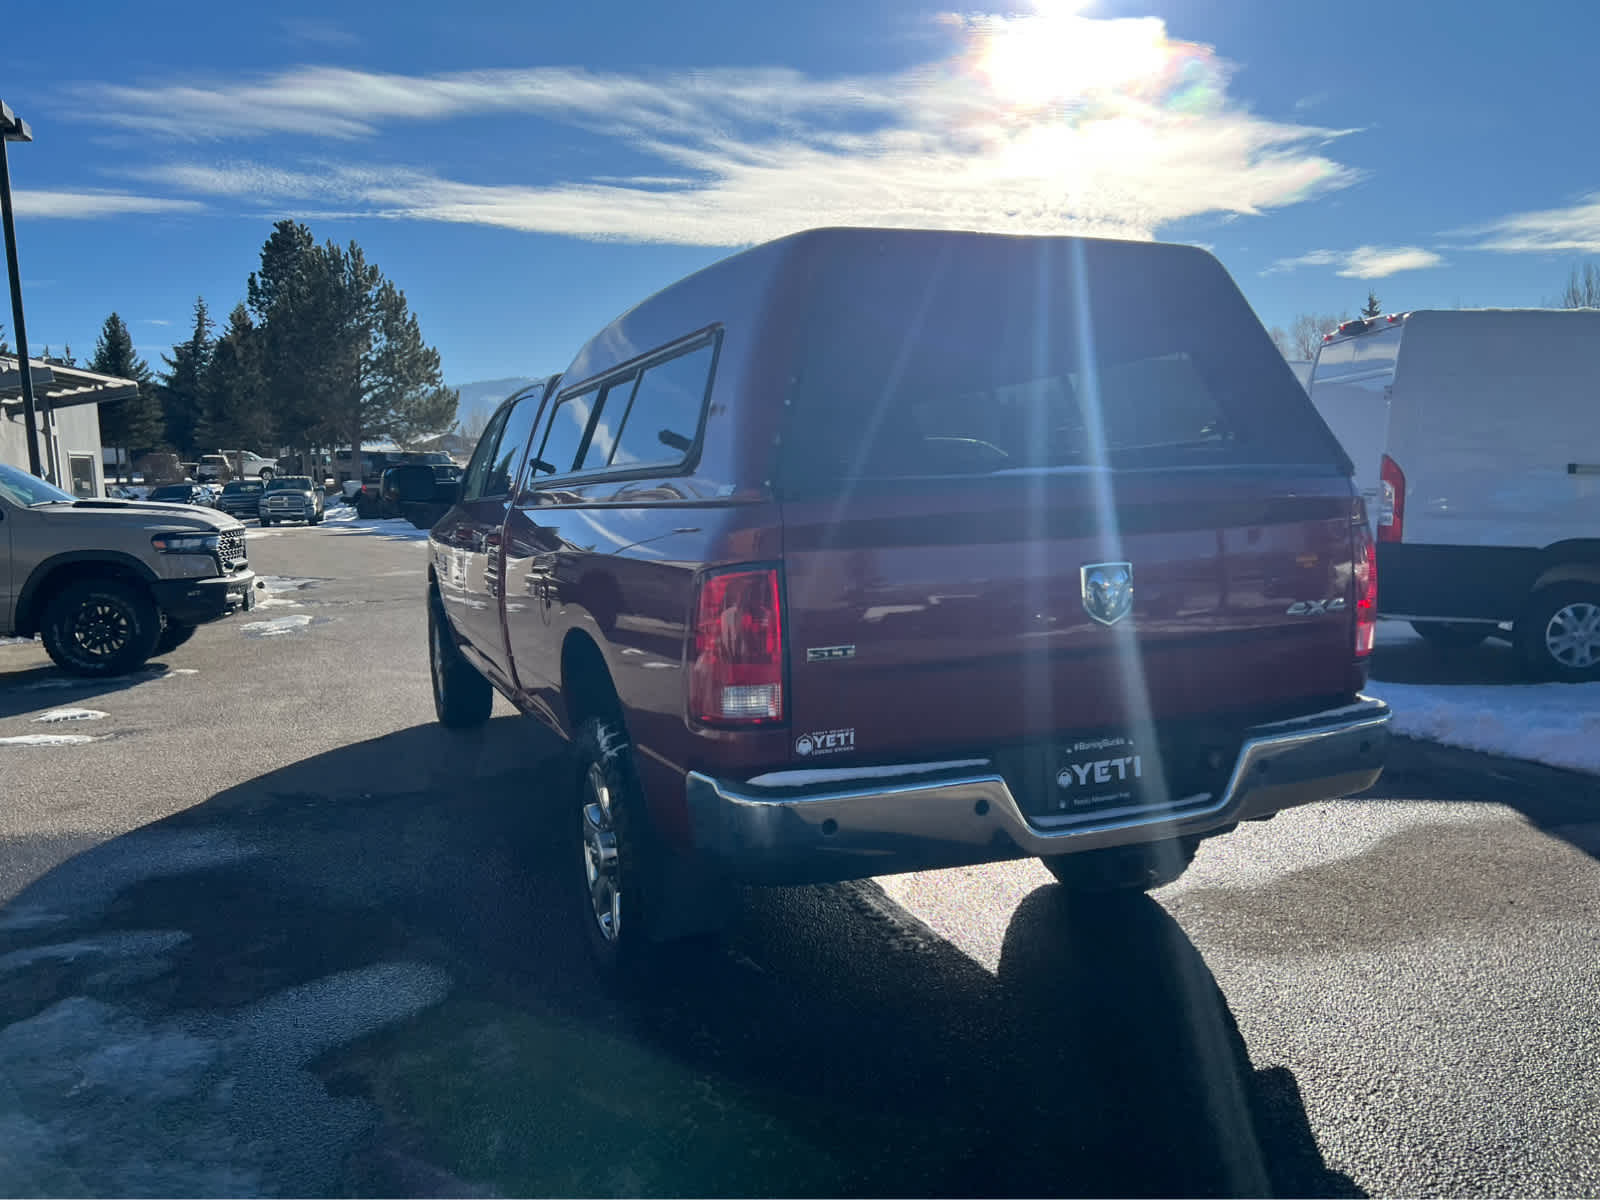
685, 697, 1390, 884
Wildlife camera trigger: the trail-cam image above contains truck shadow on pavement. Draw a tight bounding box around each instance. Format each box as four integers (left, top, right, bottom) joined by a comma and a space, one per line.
0, 717, 1358, 1198
0, 659, 198, 722
1365, 736, 1600, 861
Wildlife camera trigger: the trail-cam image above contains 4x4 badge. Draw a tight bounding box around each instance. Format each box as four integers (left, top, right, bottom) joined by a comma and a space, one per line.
1081, 562, 1134, 626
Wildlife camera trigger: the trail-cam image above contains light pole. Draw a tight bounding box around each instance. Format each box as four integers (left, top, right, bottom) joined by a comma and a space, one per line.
0, 99, 44, 480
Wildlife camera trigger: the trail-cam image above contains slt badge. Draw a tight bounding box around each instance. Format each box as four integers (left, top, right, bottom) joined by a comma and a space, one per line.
1081, 561, 1134, 626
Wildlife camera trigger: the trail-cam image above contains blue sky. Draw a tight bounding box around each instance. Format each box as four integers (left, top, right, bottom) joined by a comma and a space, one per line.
6, 0, 1600, 396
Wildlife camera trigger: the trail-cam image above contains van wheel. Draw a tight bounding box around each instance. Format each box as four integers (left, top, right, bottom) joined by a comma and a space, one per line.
1042, 839, 1198, 892
1517, 584, 1600, 681
1411, 621, 1489, 650
573, 717, 730, 982
40, 578, 162, 678
428, 589, 493, 727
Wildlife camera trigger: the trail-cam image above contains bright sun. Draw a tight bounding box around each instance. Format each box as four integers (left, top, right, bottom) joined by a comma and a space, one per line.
975, 1, 1174, 109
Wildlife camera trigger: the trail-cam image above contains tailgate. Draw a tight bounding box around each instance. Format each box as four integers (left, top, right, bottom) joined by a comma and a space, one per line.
781, 470, 1357, 765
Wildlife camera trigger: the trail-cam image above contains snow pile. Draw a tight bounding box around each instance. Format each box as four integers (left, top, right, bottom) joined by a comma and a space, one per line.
1380, 681, 1600, 775
33, 709, 109, 724
0, 733, 102, 747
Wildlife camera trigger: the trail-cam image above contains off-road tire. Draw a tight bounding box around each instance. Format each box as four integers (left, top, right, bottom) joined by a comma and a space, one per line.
1042, 838, 1198, 893
428, 588, 493, 728
40, 577, 162, 678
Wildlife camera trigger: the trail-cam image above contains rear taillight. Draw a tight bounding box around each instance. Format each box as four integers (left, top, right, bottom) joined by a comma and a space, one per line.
1378, 453, 1405, 543
1354, 517, 1378, 658
689, 566, 785, 725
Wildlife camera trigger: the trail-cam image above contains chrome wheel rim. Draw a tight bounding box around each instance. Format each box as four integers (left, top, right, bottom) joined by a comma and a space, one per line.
582, 763, 622, 944
1545, 602, 1600, 670
70, 600, 130, 658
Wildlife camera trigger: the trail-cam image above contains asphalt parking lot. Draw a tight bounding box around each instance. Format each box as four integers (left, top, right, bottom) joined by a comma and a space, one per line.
2, 520, 1599, 1197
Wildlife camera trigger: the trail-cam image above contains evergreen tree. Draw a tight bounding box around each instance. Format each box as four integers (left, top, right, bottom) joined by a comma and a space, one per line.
60, 343, 76, 366
1, 322, 9, 354
91, 313, 162, 477
247, 220, 322, 451
201, 304, 273, 452
1361, 290, 1382, 318
159, 297, 216, 458
364, 279, 458, 449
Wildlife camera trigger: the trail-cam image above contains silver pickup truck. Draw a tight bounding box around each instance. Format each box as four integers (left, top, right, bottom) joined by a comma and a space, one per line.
0, 462, 256, 676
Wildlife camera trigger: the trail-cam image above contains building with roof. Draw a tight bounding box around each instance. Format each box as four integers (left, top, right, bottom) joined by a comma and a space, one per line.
0, 356, 138, 497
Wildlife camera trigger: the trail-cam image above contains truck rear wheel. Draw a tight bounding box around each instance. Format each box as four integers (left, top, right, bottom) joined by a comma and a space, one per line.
1041, 839, 1198, 892
40, 577, 162, 678
428, 589, 493, 728
1517, 583, 1600, 681
573, 717, 730, 982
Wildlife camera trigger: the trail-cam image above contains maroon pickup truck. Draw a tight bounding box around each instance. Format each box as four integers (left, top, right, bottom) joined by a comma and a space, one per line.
422, 228, 1390, 977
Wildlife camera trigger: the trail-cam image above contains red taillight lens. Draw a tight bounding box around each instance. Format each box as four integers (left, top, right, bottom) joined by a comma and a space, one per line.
689, 567, 785, 725
1354, 518, 1378, 658
1378, 453, 1405, 543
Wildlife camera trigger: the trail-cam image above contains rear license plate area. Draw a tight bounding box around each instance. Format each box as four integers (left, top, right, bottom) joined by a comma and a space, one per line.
998, 727, 1239, 824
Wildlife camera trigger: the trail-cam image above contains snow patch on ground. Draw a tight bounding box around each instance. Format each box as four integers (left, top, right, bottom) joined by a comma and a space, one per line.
32, 708, 109, 724
1381, 681, 1600, 775
0, 635, 39, 646
0, 734, 103, 747
240, 615, 315, 638
252, 575, 320, 610
0, 962, 451, 1195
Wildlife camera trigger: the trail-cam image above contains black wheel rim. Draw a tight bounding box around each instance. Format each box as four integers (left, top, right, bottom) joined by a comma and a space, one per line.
70, 600, 131, 658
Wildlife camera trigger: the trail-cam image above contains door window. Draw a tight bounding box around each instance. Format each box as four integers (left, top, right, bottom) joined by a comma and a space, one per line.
481, 390, 548, 500
459, 403, 513, 502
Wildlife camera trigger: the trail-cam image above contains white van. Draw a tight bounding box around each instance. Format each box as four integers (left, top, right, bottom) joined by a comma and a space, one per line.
1308, 309, 1600, 680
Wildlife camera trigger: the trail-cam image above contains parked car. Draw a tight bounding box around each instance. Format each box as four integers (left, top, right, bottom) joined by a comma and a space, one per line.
420, 228, 1392, 979
196, 450, 278, 483
258, 475, 325, 526
380, 463, 463, 526
214, 479, 267, 521
1308, 309, 1600, 679
0, 461, 256, 675
146, 483, 216, 507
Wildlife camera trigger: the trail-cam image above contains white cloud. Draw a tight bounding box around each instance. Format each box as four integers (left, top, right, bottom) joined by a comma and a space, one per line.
11, 190, 204, 219
1457, 194, 1600, 254
141, 318, 173, 327
80, 9, 1360, 246
1269, 244, 1443, 279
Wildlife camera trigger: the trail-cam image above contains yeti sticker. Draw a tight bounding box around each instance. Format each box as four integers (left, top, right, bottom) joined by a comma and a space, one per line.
796, 728, 856, 757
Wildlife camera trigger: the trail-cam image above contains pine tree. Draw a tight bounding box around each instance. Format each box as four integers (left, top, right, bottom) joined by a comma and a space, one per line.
1, 322, 10, 354
201, 304, 273, 452
247, 220, 322, 452
1361, 291, 1382, 318
159, 297, 216, 458
91, 313, 162, 478
365, 279, 458, 449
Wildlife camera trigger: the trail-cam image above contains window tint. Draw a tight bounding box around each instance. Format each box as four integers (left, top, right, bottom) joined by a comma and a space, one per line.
779, 237, 1342, 491
609, 342, 714, 468
577, 375, 639, 472
531, 389, 597, 479
460, 403, 513, 502
481, 391, 546, 498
